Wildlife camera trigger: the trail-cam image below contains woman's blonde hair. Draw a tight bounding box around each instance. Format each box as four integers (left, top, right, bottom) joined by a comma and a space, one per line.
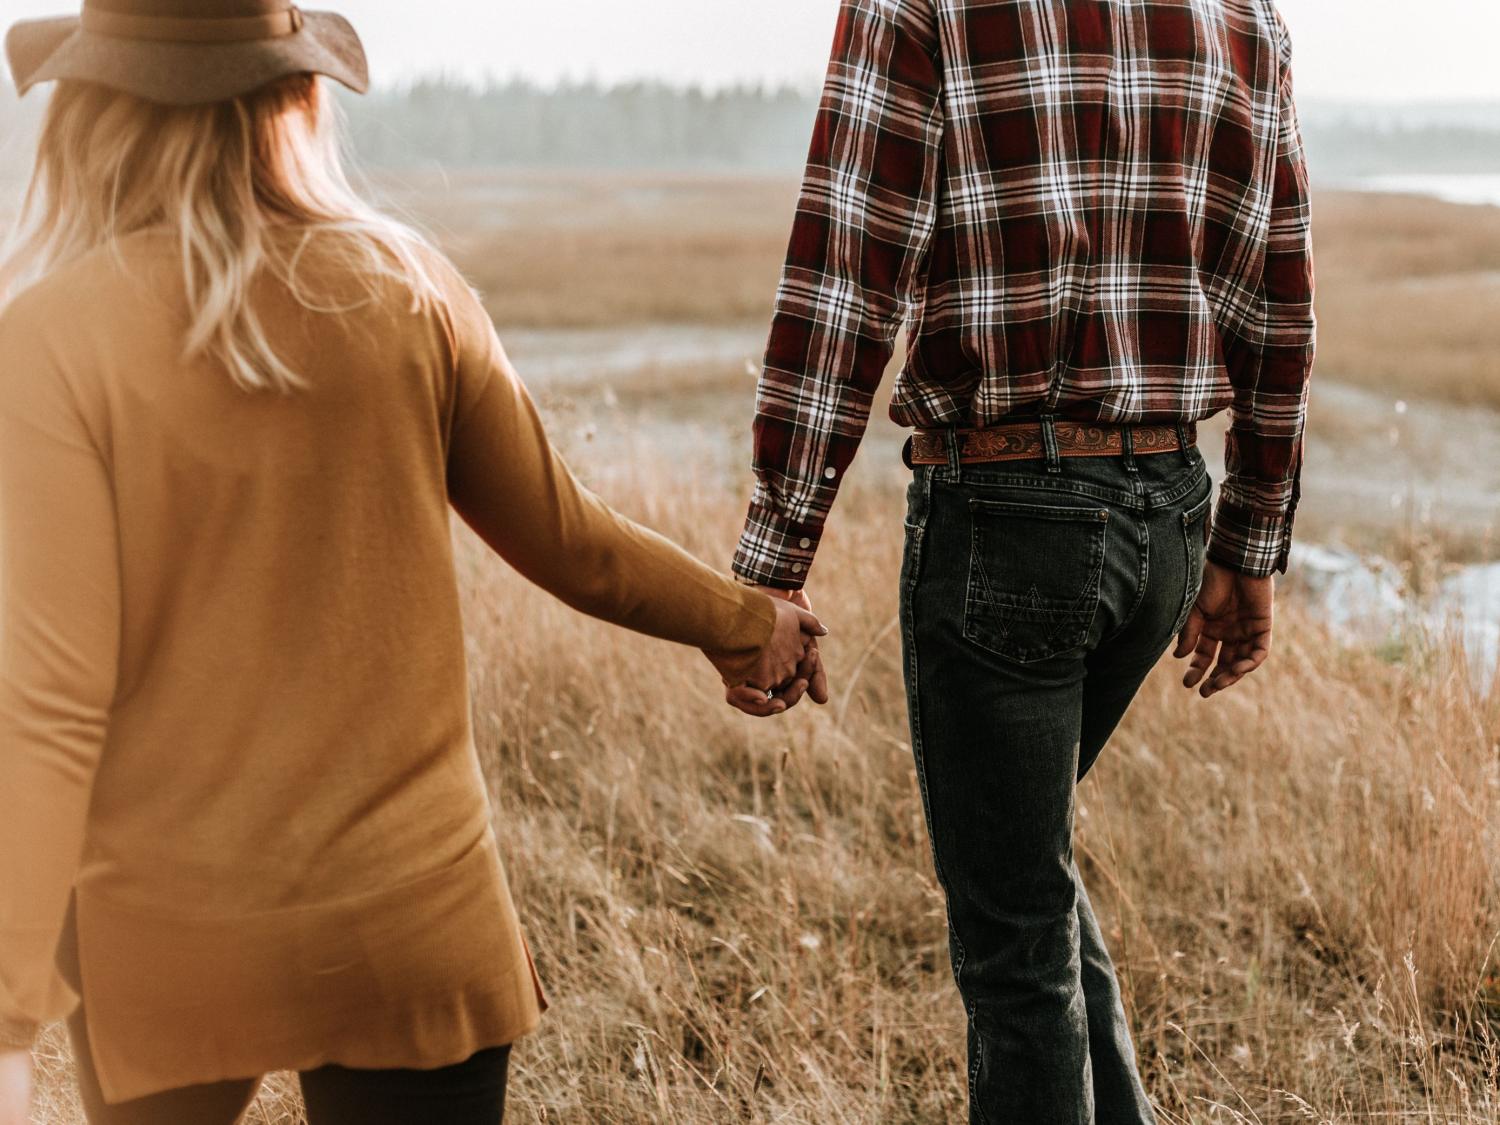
0, 74, 442, 393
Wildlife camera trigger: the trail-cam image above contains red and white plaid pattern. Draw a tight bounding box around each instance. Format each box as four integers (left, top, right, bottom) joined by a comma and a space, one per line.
734, 0, 1315, 587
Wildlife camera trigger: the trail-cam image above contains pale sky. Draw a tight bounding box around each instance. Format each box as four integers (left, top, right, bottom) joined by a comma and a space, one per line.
5, 0, 1499, 104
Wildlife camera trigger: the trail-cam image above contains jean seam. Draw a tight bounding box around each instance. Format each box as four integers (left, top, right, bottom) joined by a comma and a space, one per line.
967, 1001, 989, 1124
1144, 459, 1210, 511
900, 472, 978, 1115
953, 455, 1205, 511
1099, 511, 1151, 648
901, 476, 942, 890
946, 473, 1140, 508
1171, 486, 1214, 636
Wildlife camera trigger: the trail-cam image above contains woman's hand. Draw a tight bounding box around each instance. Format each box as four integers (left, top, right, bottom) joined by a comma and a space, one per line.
706, 598, 827, 717
0, 1047, 33, 1125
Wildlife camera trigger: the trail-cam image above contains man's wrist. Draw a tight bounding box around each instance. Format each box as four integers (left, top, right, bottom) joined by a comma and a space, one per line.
1208, 494, 1292, 578
1206, 531, 1287, 579
733, 569, 805, 593
734, 495, 823, 590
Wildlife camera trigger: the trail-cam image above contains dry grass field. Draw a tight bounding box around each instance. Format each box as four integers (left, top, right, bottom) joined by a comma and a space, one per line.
398, 169, 1499, 601
374, 170, 800, 329
451, 456, 1500, 1124
373, 172, 1500, 413
1311, 193, 1500, 411
28, 447, 1500, 1124
18, 171, 1500, 1122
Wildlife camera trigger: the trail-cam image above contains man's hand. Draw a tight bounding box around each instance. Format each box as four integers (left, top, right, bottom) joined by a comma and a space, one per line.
747, 587, 831, 713
1174, 561, 1274, 698
0, 1047, 32, 1125
718, 586, 832, 718
707, 597, 827, 717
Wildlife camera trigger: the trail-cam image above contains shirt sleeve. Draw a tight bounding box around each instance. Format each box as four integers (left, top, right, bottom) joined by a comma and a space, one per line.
733, 0, 945, 590
440, 281, 777, 682
1209, 16, 1317, 578
0, 311, 121, 1050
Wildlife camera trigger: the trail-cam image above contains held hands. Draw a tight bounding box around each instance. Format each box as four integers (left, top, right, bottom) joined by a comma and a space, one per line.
1174, 560, 1274, 698
0, 1047, 32, 1125
706, 590, 831, 718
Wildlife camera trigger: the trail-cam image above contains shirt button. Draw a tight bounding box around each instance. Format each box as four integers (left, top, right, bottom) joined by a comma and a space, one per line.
824, 466, 838, 480
799, 538, 812, 549
791, 563, 805, 575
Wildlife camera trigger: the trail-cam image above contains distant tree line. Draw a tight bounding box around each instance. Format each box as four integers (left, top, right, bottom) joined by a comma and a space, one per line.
343, 82, 1500, 178
2, 79, 1498, 178
1301, 120, 1500, 178
339, 80, 820, 171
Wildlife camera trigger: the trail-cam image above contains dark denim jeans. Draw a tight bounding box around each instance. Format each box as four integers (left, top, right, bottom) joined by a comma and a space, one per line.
900, 432, 1211, 1124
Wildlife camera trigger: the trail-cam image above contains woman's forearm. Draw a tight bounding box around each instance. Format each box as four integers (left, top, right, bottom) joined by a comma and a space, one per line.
446, 353, 774, 660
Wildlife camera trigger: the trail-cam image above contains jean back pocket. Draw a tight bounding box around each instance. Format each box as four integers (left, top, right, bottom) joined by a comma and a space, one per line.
964, 497, 1109, 665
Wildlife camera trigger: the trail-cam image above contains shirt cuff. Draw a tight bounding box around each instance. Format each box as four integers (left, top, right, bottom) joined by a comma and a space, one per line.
0, 1017, 38, 1050
732, 498, 822, 590
1207, 493, 1294, 578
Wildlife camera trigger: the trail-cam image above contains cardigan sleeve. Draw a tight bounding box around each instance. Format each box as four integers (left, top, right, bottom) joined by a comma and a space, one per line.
0, 307, 122, 1049
440, 281, 778, 684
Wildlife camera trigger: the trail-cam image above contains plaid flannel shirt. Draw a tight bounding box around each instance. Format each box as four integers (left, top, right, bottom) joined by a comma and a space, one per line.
734, 0, 1316, 588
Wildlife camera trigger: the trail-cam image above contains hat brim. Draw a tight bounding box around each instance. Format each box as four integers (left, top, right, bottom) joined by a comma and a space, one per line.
5, 10, 368, 105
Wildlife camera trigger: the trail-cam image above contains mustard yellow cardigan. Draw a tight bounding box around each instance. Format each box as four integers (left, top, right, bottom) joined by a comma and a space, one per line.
0, 231, 775, 1103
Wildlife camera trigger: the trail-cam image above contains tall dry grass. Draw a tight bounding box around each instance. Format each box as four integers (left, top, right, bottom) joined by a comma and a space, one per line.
468, 449, 1500, 1123
33, 439, 1496, 1124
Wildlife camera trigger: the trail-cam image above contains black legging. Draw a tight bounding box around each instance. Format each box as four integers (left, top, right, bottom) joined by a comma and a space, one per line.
57, 900, 512, 1125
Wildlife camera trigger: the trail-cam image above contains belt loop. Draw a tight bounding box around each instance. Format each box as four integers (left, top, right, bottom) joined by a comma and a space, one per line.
1040, 415, 1063, 474
1121, 424, 1139, 475
944, 425, 964, 484
1174, 420, 1193, 466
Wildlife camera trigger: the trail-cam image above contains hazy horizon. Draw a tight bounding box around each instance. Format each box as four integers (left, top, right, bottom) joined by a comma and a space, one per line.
3, 1, 1499, 105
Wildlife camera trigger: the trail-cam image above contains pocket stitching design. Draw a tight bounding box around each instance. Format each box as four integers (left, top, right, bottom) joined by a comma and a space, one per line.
963, 503, 1109, 665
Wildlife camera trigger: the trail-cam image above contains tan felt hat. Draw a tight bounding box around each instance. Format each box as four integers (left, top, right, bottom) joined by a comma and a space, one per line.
6, 0, 369, 105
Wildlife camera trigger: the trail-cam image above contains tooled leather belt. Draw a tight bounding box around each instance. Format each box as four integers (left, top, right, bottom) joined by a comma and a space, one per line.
904, 420, 1197, 466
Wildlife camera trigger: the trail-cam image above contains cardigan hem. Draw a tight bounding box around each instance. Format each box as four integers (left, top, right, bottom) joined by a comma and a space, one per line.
72, 830, 546, 1105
